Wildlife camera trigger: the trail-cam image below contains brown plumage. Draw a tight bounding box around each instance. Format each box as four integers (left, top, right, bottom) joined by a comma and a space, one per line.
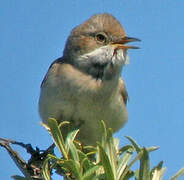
39, 13, 139, 145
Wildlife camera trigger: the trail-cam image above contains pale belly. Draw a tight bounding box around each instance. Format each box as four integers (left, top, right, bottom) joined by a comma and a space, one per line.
39, 85, 128, 145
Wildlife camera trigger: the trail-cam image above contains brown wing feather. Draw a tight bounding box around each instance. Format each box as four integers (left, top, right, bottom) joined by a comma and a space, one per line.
119, 78, 129, 105
41, 57, 63, 88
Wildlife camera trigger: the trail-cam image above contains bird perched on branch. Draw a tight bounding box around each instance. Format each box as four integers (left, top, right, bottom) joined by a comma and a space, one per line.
39, 13, 140, 145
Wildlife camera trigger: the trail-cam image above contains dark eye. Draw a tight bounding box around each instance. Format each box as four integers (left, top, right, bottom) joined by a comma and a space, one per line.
96, 33, 107, 43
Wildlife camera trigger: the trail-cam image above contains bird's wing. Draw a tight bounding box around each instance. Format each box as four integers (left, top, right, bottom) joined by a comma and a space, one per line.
119, 78, 129, 105
41, 57, 63, 88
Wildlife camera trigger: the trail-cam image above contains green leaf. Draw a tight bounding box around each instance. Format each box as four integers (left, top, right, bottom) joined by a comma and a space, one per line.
79, 151, 94, 172
65, 130, 80, 162
83, 145, 97, 152
81, 158, 93, 172
151, 161, 165, 180
68, 138, 80, 162
147, 146, 160, 152
125, 136, 141, 152
58, 121, 70, 129
117, 146, 134, 180
170, 167, 184, 180
123, 170, 135, 180
65, 129, 80, 153
139, 147, 150, 180
134, 170, 139, 180
100, 120, 107, 148
42, 157, 51, 180
121, 149, 144, 180
47, 154, 61, 161
92, 174, 106, 180
152, 167, 166, 180
62, 159, 82, 179
82, 165, 101, 180
48, 118, 68, 159
97, 143, 115, 180
106, 128, 118, 177
119, 145, 134, 155
82, 145, 97, 157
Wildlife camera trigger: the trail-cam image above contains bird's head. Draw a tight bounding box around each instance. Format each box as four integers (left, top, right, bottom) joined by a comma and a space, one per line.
63, 13, 140, 80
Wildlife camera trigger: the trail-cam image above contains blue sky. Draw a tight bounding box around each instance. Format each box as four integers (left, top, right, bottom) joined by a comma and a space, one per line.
1, 1, 184, 179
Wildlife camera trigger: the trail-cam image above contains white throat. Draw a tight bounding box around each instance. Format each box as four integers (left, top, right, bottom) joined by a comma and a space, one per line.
75, 45, 129, 80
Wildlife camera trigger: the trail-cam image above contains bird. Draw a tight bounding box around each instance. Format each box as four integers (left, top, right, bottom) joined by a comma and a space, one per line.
39, 13, 140, 146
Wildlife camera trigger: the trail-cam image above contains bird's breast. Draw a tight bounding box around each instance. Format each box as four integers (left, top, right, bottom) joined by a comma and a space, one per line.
39, 63, 128, 145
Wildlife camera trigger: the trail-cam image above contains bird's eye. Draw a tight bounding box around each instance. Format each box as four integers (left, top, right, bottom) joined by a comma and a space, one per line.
96, 33, 107, 43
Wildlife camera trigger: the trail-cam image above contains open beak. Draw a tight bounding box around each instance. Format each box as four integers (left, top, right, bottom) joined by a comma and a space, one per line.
111, 36, 141, 50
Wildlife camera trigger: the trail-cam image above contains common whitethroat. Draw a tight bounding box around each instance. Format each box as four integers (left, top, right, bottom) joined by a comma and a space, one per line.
39, 13, 140, 145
